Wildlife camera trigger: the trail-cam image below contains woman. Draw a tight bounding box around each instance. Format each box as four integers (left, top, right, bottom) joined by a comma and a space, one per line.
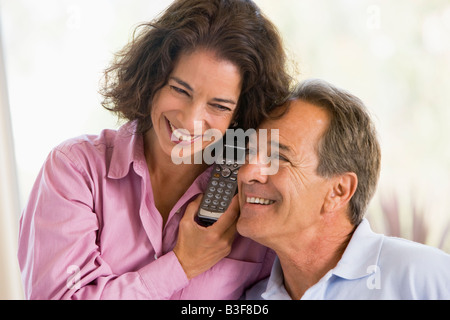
18, 0, 292, 299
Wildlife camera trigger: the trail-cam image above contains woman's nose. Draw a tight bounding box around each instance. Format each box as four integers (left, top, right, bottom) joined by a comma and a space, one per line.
180, 100, 206, 132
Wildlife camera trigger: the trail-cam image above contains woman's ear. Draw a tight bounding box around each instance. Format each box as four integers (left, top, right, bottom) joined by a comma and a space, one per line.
323, 172, 358, 213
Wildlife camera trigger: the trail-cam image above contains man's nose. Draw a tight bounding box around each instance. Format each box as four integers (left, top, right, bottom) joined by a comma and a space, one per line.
238, 160, 270, 185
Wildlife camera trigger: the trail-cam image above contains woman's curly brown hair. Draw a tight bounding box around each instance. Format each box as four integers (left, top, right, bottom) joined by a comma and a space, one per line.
101, 0, 293, 133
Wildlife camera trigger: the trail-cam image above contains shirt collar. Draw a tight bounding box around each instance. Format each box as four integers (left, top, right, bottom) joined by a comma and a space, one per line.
260, 218, 384, 299
332, 218, 384, 280
261, 257, 291, 300
108, 121, 143, 179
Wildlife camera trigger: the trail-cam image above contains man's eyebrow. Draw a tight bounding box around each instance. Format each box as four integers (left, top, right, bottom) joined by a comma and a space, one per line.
169, 76, 193, 91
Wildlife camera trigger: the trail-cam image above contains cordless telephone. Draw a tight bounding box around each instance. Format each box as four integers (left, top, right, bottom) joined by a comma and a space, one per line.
197, 143, 246, 226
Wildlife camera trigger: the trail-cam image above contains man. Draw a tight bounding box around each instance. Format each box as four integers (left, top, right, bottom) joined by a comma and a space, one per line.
238, 79, 450, 299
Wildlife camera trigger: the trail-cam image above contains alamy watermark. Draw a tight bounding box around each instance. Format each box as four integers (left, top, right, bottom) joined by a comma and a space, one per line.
366, 265, 381, 290
170, 121, 280, 176
367, 4, 381, 30
66, 265, 81, 290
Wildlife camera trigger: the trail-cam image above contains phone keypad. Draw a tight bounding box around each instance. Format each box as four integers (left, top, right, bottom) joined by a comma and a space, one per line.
200, 162, 241, 213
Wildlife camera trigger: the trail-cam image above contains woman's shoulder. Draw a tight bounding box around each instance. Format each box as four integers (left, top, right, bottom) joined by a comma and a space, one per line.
47, 121, 140, 179
53, 128, 119, 164
53, 121, 134, 159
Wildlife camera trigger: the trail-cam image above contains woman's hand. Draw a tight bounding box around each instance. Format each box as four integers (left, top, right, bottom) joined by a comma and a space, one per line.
173, 194, 239, 279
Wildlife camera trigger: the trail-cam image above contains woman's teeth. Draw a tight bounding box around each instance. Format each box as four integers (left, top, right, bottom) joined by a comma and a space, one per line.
246, 197, 275, 205
169, 121, 199, 142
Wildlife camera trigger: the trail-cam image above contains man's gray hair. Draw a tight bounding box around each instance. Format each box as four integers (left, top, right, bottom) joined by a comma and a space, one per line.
291, 79, 381, 225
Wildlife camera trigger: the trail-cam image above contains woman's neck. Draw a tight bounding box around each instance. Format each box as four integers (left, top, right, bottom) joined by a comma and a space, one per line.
143, 129, 210, 226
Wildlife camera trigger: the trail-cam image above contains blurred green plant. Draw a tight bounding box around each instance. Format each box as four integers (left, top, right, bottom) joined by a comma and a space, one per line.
376, 192, 450, 251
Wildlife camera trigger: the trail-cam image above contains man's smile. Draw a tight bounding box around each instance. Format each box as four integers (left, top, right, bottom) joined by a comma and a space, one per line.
246, 196, 275, 205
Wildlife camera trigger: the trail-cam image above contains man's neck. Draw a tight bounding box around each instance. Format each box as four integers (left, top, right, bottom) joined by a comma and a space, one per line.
275, 219, 355, 300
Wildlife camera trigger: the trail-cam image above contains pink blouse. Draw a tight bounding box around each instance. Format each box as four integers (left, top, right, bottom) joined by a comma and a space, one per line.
18, 121, 274, 299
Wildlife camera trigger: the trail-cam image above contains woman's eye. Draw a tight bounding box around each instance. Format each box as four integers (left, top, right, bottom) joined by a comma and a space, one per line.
170, 85, 189, 96
211, 104, 232, 112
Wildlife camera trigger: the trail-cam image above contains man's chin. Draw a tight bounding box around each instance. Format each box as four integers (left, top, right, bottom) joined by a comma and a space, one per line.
236, 215, 263, 240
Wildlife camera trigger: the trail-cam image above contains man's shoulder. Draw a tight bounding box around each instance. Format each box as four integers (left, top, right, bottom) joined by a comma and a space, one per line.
378, 235, 450, 299
380, 235, 450, 266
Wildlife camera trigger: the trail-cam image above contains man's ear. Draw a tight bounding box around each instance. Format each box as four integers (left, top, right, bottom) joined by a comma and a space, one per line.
323, 172, 358, 213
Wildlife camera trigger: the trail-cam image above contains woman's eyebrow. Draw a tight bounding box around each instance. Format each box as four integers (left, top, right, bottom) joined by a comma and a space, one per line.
212, 97, 237, 105
170, 76, 193, 91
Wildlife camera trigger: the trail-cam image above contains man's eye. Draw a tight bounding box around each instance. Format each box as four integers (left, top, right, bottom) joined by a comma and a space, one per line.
270, 153, 289, 163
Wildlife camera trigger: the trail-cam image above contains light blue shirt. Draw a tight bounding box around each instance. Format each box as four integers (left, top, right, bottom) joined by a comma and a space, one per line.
245, 219, 450, 300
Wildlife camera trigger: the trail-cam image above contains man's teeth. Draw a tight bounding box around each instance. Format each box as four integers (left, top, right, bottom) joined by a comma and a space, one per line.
246, 197, 275, 205
169, 121, 199, 142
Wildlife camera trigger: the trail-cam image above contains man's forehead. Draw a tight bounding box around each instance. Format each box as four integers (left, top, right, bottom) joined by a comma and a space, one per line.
271, 99, 328, 124
258, 100, 330, 149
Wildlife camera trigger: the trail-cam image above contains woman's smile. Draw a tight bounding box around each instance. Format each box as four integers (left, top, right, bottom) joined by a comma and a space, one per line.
165, 117, 202, 145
